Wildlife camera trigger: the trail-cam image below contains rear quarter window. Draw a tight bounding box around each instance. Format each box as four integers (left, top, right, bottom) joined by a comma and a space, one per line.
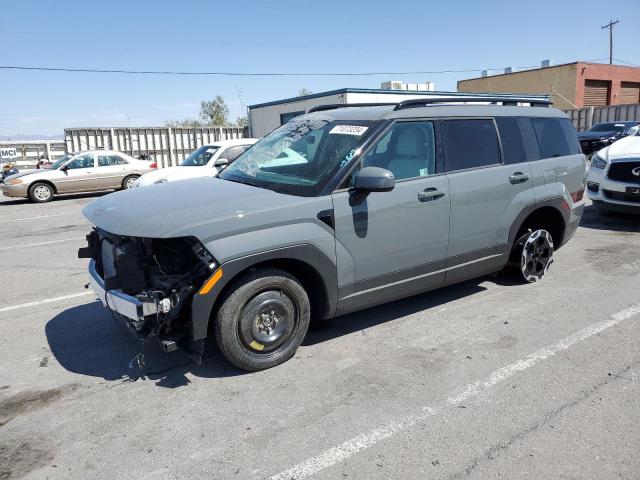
496, 117, 539, 164
442, 119, 501, 171
531, 117, 580, 159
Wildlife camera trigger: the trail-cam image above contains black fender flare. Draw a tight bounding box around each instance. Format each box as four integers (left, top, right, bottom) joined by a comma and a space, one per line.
190, 244, 337, 341
507, 197, 570, 250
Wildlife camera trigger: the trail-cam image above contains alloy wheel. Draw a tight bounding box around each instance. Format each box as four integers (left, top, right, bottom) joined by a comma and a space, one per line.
520, 229, 554, 282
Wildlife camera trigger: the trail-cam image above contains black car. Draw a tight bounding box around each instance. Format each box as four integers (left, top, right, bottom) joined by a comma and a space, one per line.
577, 121, 640, 156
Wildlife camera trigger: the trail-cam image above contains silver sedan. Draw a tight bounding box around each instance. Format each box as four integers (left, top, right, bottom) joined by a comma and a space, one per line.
1, 151, 156, 202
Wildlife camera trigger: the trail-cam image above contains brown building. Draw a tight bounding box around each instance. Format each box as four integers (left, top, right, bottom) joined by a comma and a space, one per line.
458, 62, 640, 110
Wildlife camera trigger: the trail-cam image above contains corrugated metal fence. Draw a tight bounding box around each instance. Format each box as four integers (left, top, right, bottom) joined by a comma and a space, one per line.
64, 126, 249, 167
564, 103, 640, 131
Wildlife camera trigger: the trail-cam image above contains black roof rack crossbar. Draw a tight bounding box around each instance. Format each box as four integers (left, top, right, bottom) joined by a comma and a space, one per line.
307, 103, 397, 113
393, 96, 552, 110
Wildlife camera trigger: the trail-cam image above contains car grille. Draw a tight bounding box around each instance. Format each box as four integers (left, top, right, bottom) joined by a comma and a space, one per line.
607, 161, 640, 183
602, 190, 640, 204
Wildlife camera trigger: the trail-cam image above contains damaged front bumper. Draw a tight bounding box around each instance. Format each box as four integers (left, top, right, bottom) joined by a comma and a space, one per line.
80, 228, 220, 359
89, 259, 158, 327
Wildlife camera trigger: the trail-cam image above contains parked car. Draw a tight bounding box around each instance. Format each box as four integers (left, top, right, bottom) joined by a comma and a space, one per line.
135, 139, 258, 188
586, 135, 640, 215
1, 151, 156, 202
577, 121, 640, 156
79, 98, 585, 371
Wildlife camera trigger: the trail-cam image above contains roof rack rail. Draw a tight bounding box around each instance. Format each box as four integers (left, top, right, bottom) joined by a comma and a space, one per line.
393, 96, 552, 111
307, 103, 397, 113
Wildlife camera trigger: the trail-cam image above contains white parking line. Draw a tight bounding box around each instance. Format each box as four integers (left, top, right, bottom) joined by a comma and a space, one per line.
269, 302, 640, 480
0, 212, 75, 223
0, 236, 85, 251
0, 291, 93, 313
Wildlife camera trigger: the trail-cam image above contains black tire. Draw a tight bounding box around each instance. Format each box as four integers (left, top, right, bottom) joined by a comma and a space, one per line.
122, 175, 140, 190
214, 268, 310, 371
28, 182, 54, 202
509, 229, 555, 283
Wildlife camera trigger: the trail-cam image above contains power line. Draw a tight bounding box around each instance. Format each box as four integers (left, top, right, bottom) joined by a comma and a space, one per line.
615, 58, 639, 67
0, 58, 618, 77
0, 65, 535, 76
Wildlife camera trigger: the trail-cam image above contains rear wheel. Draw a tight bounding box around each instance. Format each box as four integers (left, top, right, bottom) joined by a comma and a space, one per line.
28, 182, 54, 202
214, 268, 310, 371
512, 229, 555, 283
122, 175, 139, 190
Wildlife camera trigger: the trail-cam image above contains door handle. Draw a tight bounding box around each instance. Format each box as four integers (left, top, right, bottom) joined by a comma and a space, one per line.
417, 188, 445, 202
509, 172, 530, 184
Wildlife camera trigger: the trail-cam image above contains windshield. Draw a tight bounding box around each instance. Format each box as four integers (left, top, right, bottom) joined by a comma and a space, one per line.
589, 123, 625, 133
219, 117, 373, 196
50, 154, 73, 170
181, 145, 220, 166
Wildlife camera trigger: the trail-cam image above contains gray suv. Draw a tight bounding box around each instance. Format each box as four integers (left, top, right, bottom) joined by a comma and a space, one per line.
79, 97, 586, 371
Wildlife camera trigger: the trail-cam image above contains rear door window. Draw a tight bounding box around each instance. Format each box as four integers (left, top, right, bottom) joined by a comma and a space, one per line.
98, 154, 128, 166
496, 117, 540, 164
442, 119, 501, 171
530, 117, 580, 158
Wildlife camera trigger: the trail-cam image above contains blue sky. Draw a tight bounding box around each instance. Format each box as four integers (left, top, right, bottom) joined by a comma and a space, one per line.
1, 0, 638, 137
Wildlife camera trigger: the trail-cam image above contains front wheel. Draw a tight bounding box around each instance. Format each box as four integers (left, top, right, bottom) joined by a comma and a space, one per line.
28, 182, 54, 202
214, 268, 310, 371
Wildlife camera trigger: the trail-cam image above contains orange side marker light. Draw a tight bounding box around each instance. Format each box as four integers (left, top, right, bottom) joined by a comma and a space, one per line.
198, 268, 223, 295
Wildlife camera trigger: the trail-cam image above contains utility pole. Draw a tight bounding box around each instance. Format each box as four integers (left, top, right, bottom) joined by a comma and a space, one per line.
601, 19, 619, 64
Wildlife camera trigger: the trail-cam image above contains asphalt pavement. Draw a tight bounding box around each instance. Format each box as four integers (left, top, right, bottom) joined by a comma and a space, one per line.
0, 192, 638, 480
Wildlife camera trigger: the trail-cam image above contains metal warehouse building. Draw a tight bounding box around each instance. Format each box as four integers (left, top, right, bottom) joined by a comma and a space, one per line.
247, 88, 547, 137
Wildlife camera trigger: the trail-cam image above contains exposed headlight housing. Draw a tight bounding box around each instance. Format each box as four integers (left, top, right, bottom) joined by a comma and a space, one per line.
591, 154, 607, 169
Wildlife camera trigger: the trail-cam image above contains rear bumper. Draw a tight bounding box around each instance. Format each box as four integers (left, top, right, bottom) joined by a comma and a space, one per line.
89, 259, 158, 324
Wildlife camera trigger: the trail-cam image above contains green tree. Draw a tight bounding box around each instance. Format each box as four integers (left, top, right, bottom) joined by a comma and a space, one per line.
200, 95, 230, 126
235, 115, 248, 128
164, 118, 205, 128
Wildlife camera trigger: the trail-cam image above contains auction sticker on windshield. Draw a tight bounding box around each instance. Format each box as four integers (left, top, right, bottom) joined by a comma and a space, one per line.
330, 125, 368, 136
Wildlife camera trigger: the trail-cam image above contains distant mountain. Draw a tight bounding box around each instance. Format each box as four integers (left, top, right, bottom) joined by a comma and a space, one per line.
0, 134, 63, 141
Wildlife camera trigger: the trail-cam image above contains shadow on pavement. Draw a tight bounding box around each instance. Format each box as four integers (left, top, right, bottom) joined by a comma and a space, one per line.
579, 204, 640, 233
304, 278, 488, 345
48, 279, 491, 386
1, 191, 108, 206
46, 301, 244, 388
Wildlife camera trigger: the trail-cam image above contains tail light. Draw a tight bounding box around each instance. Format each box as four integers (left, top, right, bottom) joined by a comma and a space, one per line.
150, 162, 157, 169
570, 189, 584, 203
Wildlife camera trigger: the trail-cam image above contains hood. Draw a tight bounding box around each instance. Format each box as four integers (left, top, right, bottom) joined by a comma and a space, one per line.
82, 177, 315, 239
4, 169, 40, 180
598, 136, 640, 161
577, 130, 620, 140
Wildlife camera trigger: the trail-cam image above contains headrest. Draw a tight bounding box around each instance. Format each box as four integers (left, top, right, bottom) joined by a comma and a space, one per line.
395, 126, 427, 156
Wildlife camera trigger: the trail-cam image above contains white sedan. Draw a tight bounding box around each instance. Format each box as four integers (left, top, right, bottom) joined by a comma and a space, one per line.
135, 138, 258, 188
586, 136, 640, 215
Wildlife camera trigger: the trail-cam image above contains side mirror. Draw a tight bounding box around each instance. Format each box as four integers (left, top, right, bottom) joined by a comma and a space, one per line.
214, 158, 229, 168
353, 166, 395, 192
60, 164, 69, 172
